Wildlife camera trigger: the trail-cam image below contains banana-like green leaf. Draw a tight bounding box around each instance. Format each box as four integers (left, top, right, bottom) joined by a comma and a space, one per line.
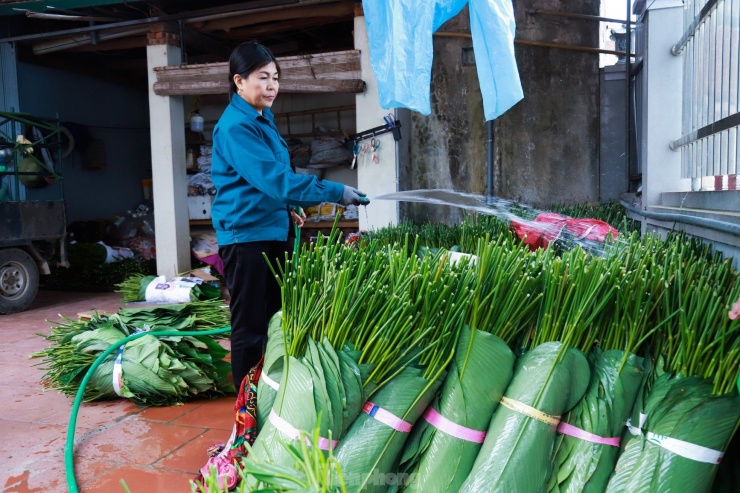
460, 342, 590, 493
258, 313, 287, 431
338, 346, 365, 435
606, 374, 740, 493
335, 365, 442, 493
398, 326, 515, 492
250, 356, 319, 468
548, 348, 645, 493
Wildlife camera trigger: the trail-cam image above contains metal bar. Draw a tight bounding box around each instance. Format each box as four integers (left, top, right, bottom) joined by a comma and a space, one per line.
625, 0, 631, 194
708, 10, 717, 176
732, 0, 739, 176
672, 0, 721, 55
526, 9, 633, 25
434, 32, 636, 57
273, 104, 354, 118
486, 120, 494, 204
671, 111, 740, 149
25, 12, 120, 22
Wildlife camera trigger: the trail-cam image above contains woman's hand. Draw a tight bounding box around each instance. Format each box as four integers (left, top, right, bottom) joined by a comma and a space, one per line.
291, 208, 307, 228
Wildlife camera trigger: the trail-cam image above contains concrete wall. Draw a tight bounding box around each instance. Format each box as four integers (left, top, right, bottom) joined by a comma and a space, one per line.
496, 1, 601, 207
16, 61, 151, 224
402, 1, 602, 224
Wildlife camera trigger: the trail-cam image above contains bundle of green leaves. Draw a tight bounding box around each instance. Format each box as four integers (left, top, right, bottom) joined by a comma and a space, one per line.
32, 303, 233, 406
548, 234, 667, 493
606, 244, 740, 493
396, 236, 543, 492
460, 248, 618, 492
116, 274, 222, 303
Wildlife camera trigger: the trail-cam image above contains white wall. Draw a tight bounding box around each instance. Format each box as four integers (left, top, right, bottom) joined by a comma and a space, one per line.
355, 15, 399, 230
641, 2, 689, 208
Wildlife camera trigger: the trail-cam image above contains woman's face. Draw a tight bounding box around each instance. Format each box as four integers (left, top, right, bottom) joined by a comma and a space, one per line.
234, 61, 279, 114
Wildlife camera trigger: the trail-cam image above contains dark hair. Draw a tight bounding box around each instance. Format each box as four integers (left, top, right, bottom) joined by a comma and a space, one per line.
228, 41, 280, 100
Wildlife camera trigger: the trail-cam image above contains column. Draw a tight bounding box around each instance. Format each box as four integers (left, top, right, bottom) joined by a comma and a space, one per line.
146, 24, 191, 277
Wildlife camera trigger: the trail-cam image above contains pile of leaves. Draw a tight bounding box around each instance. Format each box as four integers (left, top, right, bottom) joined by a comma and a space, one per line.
31, 302, 233, 406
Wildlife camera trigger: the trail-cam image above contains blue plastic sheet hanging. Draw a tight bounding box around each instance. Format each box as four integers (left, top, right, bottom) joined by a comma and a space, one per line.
362, 0, 523, 121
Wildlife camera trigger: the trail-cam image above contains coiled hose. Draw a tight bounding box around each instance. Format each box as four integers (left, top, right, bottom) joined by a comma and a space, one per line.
65, 327, 232, 493
66, 215, 304, 492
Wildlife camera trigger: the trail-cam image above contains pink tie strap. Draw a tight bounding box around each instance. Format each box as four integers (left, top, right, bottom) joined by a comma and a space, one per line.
362, 402, 413, 432
422, 407, 486, 443
557, 421, 621, 447
268, 410, 337, 450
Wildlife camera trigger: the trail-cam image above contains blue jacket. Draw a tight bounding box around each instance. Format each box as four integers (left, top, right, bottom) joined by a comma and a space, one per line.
211, 96, 344, 246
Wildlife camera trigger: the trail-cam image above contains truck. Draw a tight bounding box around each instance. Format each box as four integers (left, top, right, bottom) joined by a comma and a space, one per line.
0, 112, 67, 314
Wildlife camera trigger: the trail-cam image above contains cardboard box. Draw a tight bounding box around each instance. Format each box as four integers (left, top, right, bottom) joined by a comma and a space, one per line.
188, 195, 213, 220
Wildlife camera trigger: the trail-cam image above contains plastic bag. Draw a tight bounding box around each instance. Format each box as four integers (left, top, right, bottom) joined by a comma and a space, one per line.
362, 0, 523, 121
510, 213, 619, 251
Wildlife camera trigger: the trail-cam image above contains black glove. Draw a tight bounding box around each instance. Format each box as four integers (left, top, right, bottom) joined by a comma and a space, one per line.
340, 186, 369, 206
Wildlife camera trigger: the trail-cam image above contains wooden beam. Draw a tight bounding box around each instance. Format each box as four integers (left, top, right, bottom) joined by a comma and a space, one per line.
153, 49, 363, 95
153, 78, 364, 95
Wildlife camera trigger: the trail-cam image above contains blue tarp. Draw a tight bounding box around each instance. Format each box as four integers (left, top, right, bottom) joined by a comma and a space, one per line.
362, 0, 523, 121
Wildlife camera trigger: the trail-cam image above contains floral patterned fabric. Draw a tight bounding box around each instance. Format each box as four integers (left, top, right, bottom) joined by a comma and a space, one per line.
194, 359, 262, 492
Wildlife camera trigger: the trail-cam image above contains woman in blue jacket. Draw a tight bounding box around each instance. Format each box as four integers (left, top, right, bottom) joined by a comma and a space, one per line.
212, 41, 368, 389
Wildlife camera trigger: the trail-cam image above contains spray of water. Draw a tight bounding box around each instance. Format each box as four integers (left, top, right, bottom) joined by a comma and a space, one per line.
372, 189, 628, 256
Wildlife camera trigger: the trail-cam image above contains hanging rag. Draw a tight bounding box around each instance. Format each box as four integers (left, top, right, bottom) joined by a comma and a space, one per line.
362, 0, 523, 121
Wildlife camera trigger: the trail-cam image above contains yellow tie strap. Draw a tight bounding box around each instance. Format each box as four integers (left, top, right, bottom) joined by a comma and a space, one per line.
499, 396, 561, 427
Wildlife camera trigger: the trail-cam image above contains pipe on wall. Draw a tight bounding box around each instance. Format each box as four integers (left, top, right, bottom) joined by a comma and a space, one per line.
620, 200, 740, 236
433, 32, 635, 58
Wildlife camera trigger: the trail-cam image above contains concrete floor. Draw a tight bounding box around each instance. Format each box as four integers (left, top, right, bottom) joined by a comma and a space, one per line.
1, 290, 235, 493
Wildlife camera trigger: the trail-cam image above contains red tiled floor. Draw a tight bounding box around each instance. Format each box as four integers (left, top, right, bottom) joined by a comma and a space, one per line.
136, 400, 207, 423
170, 397, 235, 431
79, 464, 197, 493
1, 290, 236, 493
75, 420, 205, 465
154, 428, 227, 473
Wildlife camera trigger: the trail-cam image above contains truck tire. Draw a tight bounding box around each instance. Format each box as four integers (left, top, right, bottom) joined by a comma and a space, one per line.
0, 248, 39, 315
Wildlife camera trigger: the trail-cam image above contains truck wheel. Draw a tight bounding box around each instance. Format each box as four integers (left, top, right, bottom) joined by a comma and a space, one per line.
0, 248, 39, 315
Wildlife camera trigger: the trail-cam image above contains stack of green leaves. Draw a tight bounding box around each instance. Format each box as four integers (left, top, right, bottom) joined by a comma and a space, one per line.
116, 274, 222, 303
396, 236, 543, 492
547, 233, 667, 493
32, 304, 234, 405
606, 248, 740, 493
460, 248, 618, 492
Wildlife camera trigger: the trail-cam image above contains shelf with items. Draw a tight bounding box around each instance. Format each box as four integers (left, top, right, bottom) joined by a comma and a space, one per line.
299, 218, 358, 245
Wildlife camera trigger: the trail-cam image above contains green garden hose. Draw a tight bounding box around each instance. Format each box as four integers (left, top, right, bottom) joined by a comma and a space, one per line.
66, 217, 305, 492
64, 326, 232, 493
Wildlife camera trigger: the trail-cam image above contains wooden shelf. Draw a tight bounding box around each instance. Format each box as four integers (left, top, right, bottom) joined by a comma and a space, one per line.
302, 219, 358, 229
189, 219, 213, 226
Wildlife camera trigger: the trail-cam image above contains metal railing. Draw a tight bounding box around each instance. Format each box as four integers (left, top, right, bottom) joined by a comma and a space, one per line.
671, 0, 738, 190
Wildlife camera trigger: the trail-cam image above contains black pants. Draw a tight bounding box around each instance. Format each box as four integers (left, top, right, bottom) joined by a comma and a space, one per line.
220, 240, 290, 390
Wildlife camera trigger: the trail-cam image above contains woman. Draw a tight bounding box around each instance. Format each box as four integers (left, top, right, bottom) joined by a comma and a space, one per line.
211, 41, 368, 388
